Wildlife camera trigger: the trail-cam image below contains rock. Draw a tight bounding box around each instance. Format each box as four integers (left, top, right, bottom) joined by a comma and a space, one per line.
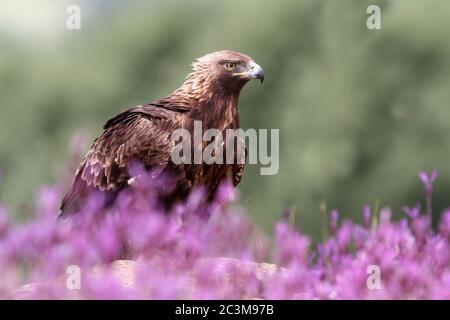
12, 258, 287, 299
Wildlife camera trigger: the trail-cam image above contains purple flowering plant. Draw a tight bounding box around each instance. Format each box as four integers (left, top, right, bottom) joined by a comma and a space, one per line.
0, 167, 449, 299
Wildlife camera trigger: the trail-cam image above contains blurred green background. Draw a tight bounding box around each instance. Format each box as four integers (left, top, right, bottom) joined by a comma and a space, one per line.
1, 0, 450, 240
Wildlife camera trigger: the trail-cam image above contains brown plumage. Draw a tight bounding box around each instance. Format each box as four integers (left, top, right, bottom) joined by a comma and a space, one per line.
60, 50, 264, 215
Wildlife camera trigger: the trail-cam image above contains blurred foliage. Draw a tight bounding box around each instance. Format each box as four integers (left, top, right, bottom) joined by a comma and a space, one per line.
1, 0, 450, 240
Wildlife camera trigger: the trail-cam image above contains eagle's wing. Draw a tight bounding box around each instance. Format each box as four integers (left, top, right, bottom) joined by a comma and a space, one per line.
60, 103, 184, 214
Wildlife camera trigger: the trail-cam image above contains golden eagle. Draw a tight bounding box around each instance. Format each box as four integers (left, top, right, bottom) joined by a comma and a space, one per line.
60, 51, 264, 215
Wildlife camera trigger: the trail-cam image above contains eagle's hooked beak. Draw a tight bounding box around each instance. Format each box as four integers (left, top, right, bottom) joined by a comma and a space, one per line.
232, 61, 265, 84
249, 62, 265, 84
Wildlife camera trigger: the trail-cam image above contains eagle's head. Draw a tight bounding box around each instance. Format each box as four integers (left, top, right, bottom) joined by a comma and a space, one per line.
187, 50, 264, 95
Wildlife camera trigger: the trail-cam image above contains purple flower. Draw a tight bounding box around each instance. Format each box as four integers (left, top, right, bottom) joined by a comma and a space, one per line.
335, 221, 352, 251
363, 205, 371, 229
418, 170, 438, 198
215, 181, 237, 204
329, 209, 339, 236
0, 205, 8, 237
440, 209, 450, 240
379, 208, 392, 224
352, 225, 368, 249
403, 204, 421, 219
2, 156, 450, 299
273, 222, 310, 268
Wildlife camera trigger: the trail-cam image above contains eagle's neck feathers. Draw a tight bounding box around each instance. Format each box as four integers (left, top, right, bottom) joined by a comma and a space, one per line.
170, 69, 242, 130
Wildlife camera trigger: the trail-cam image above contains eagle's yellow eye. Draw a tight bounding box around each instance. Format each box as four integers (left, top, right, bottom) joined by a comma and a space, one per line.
224, 62, 236, 71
